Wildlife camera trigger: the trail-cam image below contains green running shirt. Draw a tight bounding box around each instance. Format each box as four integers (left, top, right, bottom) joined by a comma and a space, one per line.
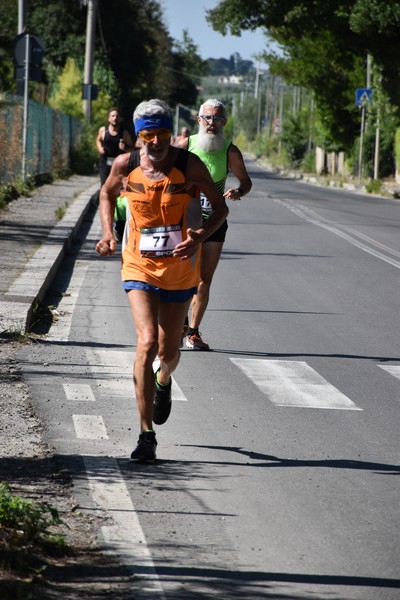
188, 134, 231, 218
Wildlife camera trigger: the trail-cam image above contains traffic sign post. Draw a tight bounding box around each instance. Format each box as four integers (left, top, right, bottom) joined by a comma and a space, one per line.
355, 88, 373, 183
355, 88, 373, 108
13, 32, 45, 71
12, 32, 45, 179
82, 83, 98, 101
13, 32, 45, 89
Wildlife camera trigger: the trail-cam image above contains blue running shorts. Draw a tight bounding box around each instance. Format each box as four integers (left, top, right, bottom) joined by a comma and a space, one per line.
123, 280, 197, 303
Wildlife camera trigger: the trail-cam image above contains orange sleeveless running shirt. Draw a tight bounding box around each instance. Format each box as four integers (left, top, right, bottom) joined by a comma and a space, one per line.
121, 150, 202, 290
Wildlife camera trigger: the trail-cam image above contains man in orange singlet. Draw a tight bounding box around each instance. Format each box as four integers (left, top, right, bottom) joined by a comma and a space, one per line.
96, 99, 228, 463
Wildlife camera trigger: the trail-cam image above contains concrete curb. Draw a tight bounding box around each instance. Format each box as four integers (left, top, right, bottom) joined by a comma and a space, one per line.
0, 182, 99, 334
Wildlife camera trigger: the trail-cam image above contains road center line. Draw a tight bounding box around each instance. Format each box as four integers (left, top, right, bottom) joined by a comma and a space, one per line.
273, 198, 400, 269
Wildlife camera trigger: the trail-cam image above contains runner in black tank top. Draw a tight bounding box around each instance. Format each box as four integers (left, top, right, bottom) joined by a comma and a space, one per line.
96, 108, 134, 185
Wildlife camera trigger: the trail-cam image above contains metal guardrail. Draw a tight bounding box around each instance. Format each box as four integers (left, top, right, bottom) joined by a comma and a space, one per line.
0, 94, 81, 186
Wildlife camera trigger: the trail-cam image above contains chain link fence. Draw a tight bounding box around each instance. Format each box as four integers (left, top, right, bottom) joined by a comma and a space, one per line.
0, 94, 82, 186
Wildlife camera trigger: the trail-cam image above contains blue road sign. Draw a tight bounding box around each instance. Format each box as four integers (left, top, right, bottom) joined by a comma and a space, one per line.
355, 88, 373, 107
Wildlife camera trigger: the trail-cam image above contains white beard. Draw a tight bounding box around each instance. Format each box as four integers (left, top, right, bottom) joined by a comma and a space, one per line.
196, 126, 225, 153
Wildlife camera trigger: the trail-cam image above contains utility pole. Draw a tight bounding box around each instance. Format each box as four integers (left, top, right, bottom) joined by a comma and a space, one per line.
18, 0, 26, 33
82, 0, 97, 121
17, 0, 27, 96
254, 61, 260, 99
18, 0, 28, 178
174, 103, 192, 138
374, 111, 380, 180
21, 34, 29, 179
278, 83, 284, 152
373, 62, 381, 181
358, 105, 366, 183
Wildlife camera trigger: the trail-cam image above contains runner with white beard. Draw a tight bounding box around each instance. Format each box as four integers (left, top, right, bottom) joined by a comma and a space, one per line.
175, 98, 252, 350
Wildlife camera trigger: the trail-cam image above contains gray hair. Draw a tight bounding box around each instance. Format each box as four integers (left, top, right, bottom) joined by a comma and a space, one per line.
133, 98, 173, 122
199, 98, 226, 117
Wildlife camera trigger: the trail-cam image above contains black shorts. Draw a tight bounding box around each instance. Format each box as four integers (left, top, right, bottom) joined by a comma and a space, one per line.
99, 158, 112, 186
203, 219, 228, 243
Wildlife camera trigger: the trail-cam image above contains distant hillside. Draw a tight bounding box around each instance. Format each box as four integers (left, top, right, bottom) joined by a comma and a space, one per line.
206, 53, 255, 76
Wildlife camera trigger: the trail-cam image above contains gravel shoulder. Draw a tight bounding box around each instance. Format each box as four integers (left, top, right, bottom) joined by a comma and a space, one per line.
0, 336, 136, 598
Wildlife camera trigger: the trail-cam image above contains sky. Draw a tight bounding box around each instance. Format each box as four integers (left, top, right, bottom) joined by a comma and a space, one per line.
161, 0, 269, 67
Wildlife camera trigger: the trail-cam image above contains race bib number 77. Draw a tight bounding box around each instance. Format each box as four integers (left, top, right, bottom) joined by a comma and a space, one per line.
139, 224, 182, 258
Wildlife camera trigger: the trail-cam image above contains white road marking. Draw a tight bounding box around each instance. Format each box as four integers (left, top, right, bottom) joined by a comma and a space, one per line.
46, 213, 103, 342
88, 350, 187, 401
47, 261, 89, 342
378, 365, 400, 380
63, 383, 96, 402
72, 414, 109, 439
274, 197, 400, 269
230, 358, 362, 410
152, 357, 187, 401
83, 456, 166, 599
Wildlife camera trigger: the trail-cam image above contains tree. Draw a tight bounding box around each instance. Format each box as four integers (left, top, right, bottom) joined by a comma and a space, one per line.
0, 0, 205, 124
168, 30, 209, 107
206, 0, 400, 149
48, 58, 84, 118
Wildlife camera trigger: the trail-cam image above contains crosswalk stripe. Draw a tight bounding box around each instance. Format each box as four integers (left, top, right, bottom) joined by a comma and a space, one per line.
230, 359, 362, 410
63, 383, 96, 402
152, 357, 187, 401
73, 414, 109, 439
378, 365, 400, 380
88, 350, 187, 401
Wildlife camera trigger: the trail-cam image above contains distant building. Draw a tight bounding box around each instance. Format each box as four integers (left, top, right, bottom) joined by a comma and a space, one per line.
217, 75, 243, 85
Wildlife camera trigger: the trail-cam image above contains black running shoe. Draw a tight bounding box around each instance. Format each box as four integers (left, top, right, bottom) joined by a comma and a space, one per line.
153, 371, 172, 425
130, 431, 157, 463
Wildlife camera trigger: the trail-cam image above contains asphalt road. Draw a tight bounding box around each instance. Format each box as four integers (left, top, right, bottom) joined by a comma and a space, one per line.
19, 157, 400, 599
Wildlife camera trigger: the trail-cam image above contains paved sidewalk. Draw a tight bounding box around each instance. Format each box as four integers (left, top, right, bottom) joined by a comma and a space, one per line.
0, 174, 99, 334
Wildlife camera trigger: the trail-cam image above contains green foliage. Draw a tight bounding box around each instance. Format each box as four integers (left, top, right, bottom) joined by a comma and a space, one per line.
0, 483, 64, 548
70, 121, 98, 176
224, 115, 234, 141
206, 0, 400, 152
235, 96, 259, 140
365, 179, 382, 194
0, 177, 37, 209
48, 58, 83, 118
55, 202, 68, 221
0, 0, 206, 123
233, 130, 249, 153
281, 112, 309, 168
251, 129, 285, 163
0, 185, 19, 209
252, 129, 274, 159
0, 47, 14, 92
395, 128, 400, 169
28, 0, 86, 68
167, 30, 209, 108
47, 56, 114, 130
350, 114, 396, 179
207, 54, 254, 76
301, 149, 316, 173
